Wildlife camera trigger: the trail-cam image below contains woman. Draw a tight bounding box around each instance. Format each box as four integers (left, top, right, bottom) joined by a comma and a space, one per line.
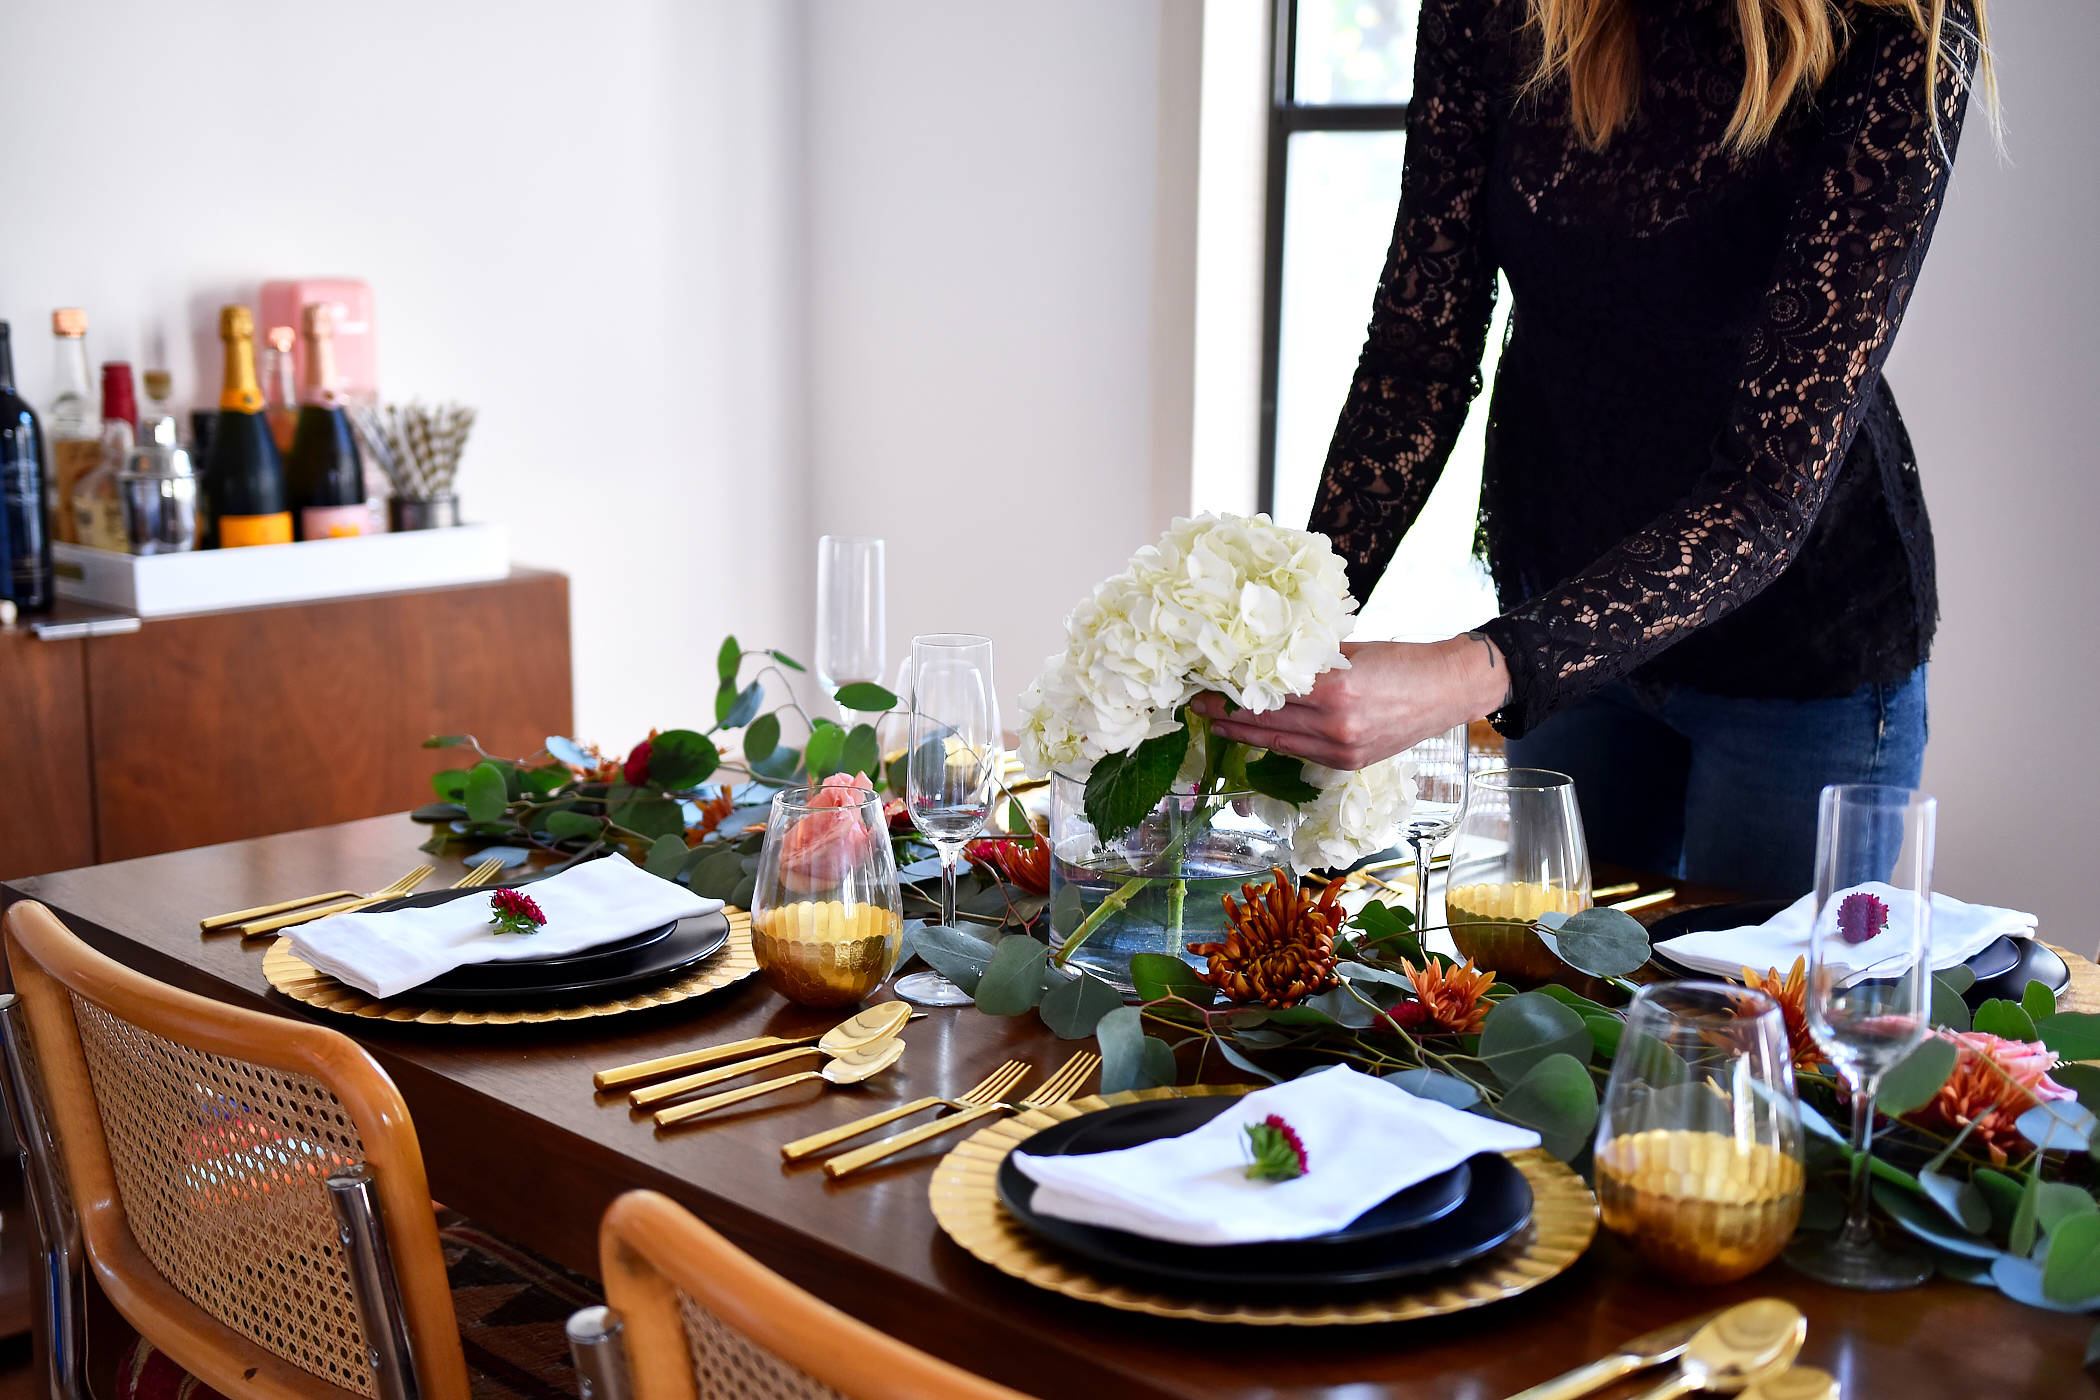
1196, 0, 1991, 898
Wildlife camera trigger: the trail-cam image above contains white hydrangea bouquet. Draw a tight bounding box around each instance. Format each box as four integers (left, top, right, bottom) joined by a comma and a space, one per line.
1020, 513, 1416, 960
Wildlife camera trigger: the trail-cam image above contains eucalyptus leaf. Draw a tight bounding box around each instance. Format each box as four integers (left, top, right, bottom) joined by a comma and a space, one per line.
2012, 1171, 2043, 1258
741, 711, 781, 765
1129, 953, 1213, 1006
1139, 1035, 1178, 1090
1994, 1254, 2100, 1313
2038, 1013, 2100, 1062
1929, 1246, 1999, 1286
840, 724, 881, 780
520, 764, 570, 797
749, 744, 802, 782
2039, 1183, 2100, 1236
804, 722, 846, 780
647, 730, 720, 789
1083, 724, 1191, 842
1937, 962, 1976, 994
544, 809, 605, 841
1039, 969, 1124, 1039
1096, 1006, 1148, 1094
722, 681, 766, 731
769, 649, 805, 672
1975, 1168, 2024, 1236
1350, 900, 1414, 940
1479, 992, 1592, 1085
717, 634, 741, 683
642, 834, 690, 880
1304, 985, 1380, 1029
1919, 1168, 1992, 1235
1337, 961, 1413, 989
1931, 973, 1973, 1032
1214, 1036, 1283, 1084
1050, 884, 1085, 937
2025, 979, 2059, 1023
545, 735, 591, 768
1876, 1036, 1959, 1116
610, 796, 685, 842
1974, 998, 2039, 1043
975, 936, 1050, 1016
430, 768, 472, 803
1383, 1067, 1481, 1110
1493, 1053, 1598, 1161
2018, 1099, 2100, 1155
1533, 984, 1615, 1018
687, 847, 747, 900
2053, 1064, 2100, 1116
1876, 1183, 2002, 1259
1243, 749, 1320, 805
1582, 1014, 1624, 1059
411, 802, 468, 823
470, 846, 532, 868
1549, 906, 1652, 978
464, 761, 510, 825
423, 734, 476, 749
1231, 1027, 1288, 1049
833, 681, 899, 713
913, 924, 998, 996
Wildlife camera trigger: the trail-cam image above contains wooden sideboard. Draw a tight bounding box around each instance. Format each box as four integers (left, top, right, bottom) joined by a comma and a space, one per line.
0, 569, 571, 877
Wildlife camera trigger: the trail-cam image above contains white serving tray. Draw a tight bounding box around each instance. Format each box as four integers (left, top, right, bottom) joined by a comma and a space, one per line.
53, 523, 510, 617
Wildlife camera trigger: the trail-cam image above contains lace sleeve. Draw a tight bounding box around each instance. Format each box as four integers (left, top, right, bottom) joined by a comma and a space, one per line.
1480, 9, 1974, 736
1306, 0, 1503, 607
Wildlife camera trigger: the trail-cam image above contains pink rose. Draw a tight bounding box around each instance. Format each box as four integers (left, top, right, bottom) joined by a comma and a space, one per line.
780, 773, 879, 892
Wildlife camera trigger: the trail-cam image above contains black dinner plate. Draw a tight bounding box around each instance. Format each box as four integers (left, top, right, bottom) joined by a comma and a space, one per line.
995, 1097, 1532, 1289
360, 885, 729, 1003
1644, 899, 2067, 1009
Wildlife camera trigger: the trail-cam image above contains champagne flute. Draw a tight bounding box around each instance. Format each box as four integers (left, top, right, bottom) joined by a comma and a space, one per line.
895, 634, 999, 1007
1782, 783, 1936, 1290
815, 536, 885, 721
1400, 721, 1469, 932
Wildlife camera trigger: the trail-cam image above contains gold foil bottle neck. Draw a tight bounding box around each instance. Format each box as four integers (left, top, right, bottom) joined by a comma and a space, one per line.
52, 308, 87, 337
219, 304, 254, 342
218, 305, 264, 413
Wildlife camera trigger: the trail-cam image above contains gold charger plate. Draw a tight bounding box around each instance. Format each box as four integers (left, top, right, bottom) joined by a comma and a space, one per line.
261, 909, 758, 1026
929, 1083, 1596, 1326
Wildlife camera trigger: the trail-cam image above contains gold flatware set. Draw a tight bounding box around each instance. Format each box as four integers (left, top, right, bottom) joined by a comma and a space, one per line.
1506, 1299, 1807, 1400
198, 857, 509, 938
593, 1006, 1098, 1176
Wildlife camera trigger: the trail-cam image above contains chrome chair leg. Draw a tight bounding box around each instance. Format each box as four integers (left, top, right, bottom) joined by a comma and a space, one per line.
326, 1164, 420, 1400
566, 1306, 633, 1400
0, 992, 88, 1400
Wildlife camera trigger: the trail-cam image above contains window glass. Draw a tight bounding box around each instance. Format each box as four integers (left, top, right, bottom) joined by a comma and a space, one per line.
1272, 128, 1505, 637
1292, 0, 1417, 106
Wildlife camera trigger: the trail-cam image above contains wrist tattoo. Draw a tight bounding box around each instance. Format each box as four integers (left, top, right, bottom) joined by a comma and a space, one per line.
1464, 630, 1515, 713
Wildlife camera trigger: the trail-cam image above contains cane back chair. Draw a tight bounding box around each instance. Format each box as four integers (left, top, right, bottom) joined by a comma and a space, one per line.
587, 1190, 1033, 1400
0, 899, 471, 1400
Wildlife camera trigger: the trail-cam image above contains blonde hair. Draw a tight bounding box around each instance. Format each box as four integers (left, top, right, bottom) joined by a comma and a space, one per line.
1525, 0, 1996, 152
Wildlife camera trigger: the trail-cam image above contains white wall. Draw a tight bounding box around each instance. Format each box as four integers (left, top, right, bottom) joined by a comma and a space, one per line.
1890, 3, 2100, 958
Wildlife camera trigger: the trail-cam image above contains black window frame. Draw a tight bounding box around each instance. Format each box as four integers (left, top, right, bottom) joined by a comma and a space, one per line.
1256, 0, 1411, 518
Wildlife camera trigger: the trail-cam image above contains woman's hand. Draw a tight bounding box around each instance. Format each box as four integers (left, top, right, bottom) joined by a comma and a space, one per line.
1188, 635, 1508, 770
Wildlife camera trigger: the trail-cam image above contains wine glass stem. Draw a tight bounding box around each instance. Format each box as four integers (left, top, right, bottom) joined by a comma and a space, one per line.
1843, 1078, 1882, 1249
1409, 834, 1432, 931
939, 845, 960, 928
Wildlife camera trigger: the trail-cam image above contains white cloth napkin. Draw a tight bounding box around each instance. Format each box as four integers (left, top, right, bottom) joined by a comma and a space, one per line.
1655, 883, 2037, 982
289, 857, 719, 998
1010, 1065, 1541, 1246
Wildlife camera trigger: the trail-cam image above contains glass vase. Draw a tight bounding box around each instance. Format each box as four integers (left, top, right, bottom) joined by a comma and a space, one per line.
1595, 981, 1805, 1284
1047, 772, 1293, 994
749, 784, 903, 1009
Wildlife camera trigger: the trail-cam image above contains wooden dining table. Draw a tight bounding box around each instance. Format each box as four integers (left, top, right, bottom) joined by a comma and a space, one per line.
4, 813, 2095, 1400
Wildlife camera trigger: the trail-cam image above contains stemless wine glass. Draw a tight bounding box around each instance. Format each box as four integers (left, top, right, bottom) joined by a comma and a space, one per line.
1443, 769, 1590, 983
1783, 784, 1937, 1290
749, 783, 903, 1009
1596, 982, 1805, 1284
815, 535, 885, 719
896, 633, 1000, 1006
1400, 721, 1470, 932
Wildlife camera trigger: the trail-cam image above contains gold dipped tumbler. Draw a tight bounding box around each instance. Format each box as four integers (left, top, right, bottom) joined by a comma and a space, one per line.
749, 779, 903, 1008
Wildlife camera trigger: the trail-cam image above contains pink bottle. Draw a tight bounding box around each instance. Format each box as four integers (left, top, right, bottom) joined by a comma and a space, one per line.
259, 279, 377, 405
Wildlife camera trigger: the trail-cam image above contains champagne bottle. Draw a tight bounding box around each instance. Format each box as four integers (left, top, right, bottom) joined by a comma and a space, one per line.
203, 305, 291, 548
0, 322, 54, 610
263, 325, 298, 453
46, 308, 97, 545
285, 303, 367, 540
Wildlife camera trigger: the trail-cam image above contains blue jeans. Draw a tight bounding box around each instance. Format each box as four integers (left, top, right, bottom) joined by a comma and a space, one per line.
1503, 668, 1928, 900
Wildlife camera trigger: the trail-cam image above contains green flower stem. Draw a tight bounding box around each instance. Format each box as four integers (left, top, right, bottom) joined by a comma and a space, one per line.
1167, 877, 1187, 944
1054, 877, 1151, 964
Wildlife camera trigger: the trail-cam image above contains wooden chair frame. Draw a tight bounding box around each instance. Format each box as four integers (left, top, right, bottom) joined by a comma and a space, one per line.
599, 1190, 1032, 1400
2, 899, 470, 1400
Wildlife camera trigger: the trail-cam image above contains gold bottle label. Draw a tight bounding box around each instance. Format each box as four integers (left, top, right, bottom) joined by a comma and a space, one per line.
219, 512, 292, 548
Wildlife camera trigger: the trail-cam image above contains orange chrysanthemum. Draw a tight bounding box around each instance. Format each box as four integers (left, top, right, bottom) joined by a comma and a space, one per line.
685, 789, 737, 845
965, 837, 1051, 896
1902, 1029, 2078, 1166
1399, 956, 1497, 1035
1742, 957, 1825, 1072
1187, 869, 1344, 1008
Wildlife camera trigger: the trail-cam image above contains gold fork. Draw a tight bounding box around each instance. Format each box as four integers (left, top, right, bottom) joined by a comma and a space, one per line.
779, 1059, 1028, 1161
451, 857, 506, 889
822, 1051, 1100, 1179
204, 866, 435, 935
232, 865, 436, 938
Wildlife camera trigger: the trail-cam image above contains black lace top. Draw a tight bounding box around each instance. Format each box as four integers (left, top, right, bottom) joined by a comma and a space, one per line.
1308, 0, 1974, 736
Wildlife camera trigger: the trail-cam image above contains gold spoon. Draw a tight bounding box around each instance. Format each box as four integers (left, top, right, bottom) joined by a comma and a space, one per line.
594, 1000, 916, 1091
1740, 1368, 1837, 1400
655, 1037, 905, 1127
630, 1001, 912, 1108
1626, 1299, 1807, 1400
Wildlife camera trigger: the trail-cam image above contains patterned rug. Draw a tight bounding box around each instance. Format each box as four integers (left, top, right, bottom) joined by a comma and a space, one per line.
114, 1214, 605, 1400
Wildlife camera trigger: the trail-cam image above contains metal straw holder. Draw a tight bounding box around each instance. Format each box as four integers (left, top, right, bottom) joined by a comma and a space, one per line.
388, 495, 460, 531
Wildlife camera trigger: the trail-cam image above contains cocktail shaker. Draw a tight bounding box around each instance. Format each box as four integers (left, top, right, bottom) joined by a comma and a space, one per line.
119, 416, 199, 553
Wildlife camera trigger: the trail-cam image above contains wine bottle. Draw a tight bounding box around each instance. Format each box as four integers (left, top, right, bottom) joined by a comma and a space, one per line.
203, 305, 291, 548
0, 323, 54, 609
285, 302, 367, 540
72, 362, 136, 551
46, 308, 97, 545
263, 324, 298, 453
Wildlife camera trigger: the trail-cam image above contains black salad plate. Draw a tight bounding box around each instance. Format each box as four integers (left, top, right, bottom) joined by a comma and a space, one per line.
1645, 899, 2067, 1010
995, 1097, 1530, 1289
360, 886, 729, 1003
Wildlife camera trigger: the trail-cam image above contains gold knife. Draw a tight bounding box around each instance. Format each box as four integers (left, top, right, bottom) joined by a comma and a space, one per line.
201, 890, 358, 932
594, 1033, 827, 1092
1503, 1310, 1721, 1400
